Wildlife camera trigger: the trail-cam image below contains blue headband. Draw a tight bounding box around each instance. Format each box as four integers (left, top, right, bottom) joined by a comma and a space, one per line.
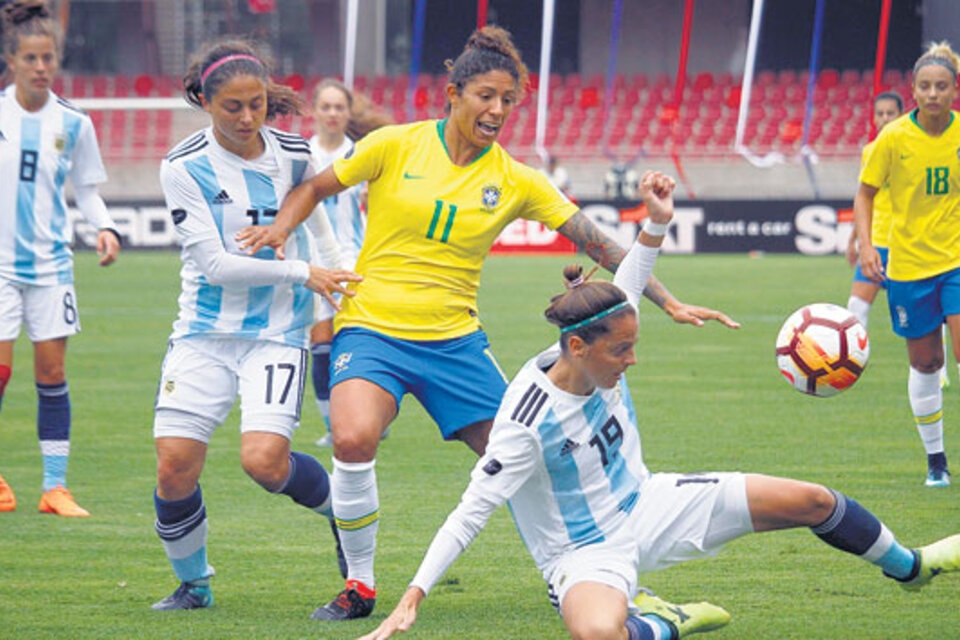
560, 301, 631, 334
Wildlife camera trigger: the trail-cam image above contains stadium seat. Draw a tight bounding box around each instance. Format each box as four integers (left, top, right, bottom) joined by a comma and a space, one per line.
693, 72, 714, 92
756, 70, 776, 86
725, 86, 741, 109
62, 68, 910, 161
840, 69, 862, 85
107, 110, 127, 156
112, 74, 131, 97
883, 69, 904, 87
817, 69, 840, 89
579, 87, 600, 109
155, 76, 177, 97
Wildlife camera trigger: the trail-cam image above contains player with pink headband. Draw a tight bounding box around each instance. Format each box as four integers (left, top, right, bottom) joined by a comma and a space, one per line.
149, 38, 359, 612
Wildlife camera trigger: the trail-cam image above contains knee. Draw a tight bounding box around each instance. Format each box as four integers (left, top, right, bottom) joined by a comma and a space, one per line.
913, 358, 943, 374
35, 361, 65, 385
801, 484, 836, 525
240, 447, 288, 491
156, 457, 197, 498
566, 619, 622, 640
331, 425, 380, 462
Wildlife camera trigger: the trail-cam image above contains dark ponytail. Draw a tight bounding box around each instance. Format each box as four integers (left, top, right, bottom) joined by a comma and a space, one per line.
545, 265, 631, 350
444, 25, 529, 104
1, 0, 59, 58
183, 39, 304, 119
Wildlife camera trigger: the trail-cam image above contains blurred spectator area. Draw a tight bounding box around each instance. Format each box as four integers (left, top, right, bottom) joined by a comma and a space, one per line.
59, 69, 915, 162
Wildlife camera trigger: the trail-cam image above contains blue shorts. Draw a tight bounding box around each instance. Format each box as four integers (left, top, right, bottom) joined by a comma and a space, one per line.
887, 266, 960, 338
330, 327, 509, 439
853, 246, 889, 289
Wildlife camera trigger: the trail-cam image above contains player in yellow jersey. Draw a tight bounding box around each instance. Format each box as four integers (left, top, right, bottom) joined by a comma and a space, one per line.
846, 92, 902, 326
855, 42, 960, 488
847, 92, 951, 390
239, 26, 739, 620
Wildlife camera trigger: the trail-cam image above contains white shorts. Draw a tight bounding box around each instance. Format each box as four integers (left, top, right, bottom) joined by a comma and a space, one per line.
154, 337, 308, 443
545, 472, 752, 613
0, 278, 81, 342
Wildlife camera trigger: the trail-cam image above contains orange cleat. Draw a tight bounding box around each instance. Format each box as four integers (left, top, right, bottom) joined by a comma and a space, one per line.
38, 486, 90, 517
0, 472, 16, 512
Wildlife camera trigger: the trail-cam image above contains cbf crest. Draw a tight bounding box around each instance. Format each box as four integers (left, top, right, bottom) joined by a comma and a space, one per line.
333, 352, 353, 375
480, 184, 501, 213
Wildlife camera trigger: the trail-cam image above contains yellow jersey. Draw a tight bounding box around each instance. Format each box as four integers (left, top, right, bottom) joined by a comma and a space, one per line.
860, 109, 960, 281
860, 140, 893, 249
332, 120, 577, 340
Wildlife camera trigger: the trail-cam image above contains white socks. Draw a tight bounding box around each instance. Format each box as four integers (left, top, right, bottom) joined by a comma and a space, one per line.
909, 366, 945, 454
847, 295, 871, 329
332, 457, 379, 588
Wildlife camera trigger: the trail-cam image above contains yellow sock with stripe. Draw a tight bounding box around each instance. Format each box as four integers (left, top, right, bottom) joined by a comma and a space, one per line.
909, 367, 944, 455
332, 457, 379, 588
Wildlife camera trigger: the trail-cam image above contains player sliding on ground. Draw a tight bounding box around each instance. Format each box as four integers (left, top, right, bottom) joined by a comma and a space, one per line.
358, 171, 960, 640
237, 25, 738, 622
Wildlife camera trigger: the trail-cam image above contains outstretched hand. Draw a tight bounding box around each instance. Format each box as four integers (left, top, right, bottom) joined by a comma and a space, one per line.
307, 267, 363, 311
354, 588, 424, 640
664, 299, 741, 329
235, 225, 289, 260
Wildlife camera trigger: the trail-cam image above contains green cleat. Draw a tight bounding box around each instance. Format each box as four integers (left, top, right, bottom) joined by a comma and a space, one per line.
898, 534, 960, 591
634, 592, 731, 637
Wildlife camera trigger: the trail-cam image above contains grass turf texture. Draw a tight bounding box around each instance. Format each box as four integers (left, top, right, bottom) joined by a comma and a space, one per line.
0, 251, 958, 639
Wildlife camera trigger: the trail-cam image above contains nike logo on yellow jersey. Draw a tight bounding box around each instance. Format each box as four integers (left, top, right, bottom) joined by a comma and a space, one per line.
403, 172, 426, 179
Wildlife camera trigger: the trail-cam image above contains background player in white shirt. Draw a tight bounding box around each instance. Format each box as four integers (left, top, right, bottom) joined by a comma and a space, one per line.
150, 39, 361, 612
306, 79, 377, 447
0, 0, 120, 518
359, 172, 960, 640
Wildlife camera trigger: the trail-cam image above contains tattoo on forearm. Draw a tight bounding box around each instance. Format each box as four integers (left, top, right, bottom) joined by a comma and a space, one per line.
558, 212, 626, 273
642, 276, 670, 309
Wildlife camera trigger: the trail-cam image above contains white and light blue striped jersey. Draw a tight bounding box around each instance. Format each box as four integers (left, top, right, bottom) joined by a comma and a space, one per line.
436, 345, 650, 574
309, 135, 365, 269
0, 86, 108, 285
161, 126, 319, 348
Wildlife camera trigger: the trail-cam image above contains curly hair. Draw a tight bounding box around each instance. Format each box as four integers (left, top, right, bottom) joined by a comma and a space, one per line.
444, 25, 529, 103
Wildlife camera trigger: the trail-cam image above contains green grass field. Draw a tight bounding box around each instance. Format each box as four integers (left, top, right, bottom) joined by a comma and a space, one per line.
1, 251, 958, 639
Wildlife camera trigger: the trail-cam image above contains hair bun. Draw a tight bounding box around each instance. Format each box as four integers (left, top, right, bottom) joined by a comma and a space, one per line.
3, 0, 51, 25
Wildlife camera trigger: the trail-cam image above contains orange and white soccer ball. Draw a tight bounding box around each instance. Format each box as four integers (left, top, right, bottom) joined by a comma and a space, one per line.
775, 303, 869, 397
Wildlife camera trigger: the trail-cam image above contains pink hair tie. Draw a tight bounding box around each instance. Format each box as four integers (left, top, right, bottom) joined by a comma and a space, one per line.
201, 54, 262, 86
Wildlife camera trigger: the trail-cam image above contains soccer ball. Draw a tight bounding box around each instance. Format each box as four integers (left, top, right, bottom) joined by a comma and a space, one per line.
775, 303, 869, 397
